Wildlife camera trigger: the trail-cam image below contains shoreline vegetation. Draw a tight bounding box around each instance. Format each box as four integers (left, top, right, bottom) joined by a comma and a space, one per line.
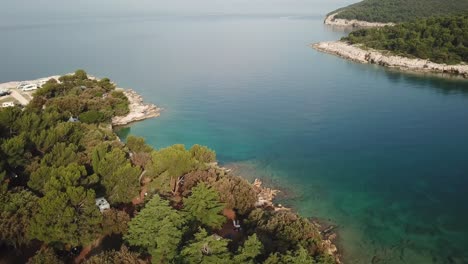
313, 41, 468, 78
0, 75, 162, 126
317, 15, 468, 78
0, 70, 341, 264
327, 0, 468, 24
324, 12, 394, 28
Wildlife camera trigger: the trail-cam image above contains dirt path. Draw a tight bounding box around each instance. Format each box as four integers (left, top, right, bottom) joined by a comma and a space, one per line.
10, 90, 30, 105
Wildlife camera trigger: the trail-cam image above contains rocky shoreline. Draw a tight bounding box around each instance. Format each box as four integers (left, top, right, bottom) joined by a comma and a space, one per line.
324, 12, 394, 28
0, 75, 161, 126
219, 163, 342, 264
313, 41, 468, 78
111, 88, 161, 126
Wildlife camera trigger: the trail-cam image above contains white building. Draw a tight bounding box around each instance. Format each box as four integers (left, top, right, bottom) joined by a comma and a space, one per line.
2, 102, 14, 108
95, 197, 110, 212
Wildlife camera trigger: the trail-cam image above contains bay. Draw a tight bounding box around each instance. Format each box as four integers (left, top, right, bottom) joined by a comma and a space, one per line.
1, 3, 468, 262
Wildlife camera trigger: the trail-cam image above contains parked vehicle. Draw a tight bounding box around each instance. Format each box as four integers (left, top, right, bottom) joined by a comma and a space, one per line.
22, 84, 38, 91
16, 82, 29, 89
0, 89, 11, 96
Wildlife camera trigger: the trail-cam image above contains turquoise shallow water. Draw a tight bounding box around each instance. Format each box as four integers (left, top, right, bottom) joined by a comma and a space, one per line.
2, 7, 468, 263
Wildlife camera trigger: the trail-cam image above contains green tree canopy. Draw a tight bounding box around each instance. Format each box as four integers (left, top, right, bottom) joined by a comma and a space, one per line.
29, 187, 102, 246
93, 147, 141, 204
264, 247, 315, 264
0, 188, 39, 248
27, 247, 63, 264
343, 15, 468, 64
29, 163, 97, 194
124, 195, 187, 263
126, 135, 152, 153
150, 144, 197, 177
1, 134, 28, 169
183, 182, 226, 229
331, 0, 468, 23
189, 144, 216, 163
213, 175, 257, 215
180, 228, 232, 264
246, 209, 322, 256
83, 246, 141, 264
233, 234, 263, 264
101, 209, 130, 236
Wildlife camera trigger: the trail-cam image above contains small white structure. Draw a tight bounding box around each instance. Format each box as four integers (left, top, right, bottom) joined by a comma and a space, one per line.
95, 197, 110, 212
2, 102, 14, 108
68, 116, 80, 123
22, 84, 38, 91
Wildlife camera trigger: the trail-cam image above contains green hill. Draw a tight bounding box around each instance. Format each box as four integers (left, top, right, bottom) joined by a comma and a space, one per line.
342, 15, 468, 64
331, 0, 468, 23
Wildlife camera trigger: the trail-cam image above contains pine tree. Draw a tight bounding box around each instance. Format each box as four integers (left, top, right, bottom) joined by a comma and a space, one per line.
183, 182, 226, 229
93, 147, 141, 204
264, 247, 315, 264
29, 187, 102, 246
180, 228, 232, 264
233, 234, 263, 264
0, 188, 39, 248
124, 195, 186, 263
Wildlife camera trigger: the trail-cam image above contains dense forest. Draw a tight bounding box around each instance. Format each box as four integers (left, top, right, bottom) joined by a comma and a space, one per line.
0, 71, 336, 263
342, 15, 468, 64
331, 0, 468, 23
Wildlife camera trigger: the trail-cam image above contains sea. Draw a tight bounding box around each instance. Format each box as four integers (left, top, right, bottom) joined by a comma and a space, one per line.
1, 1, 468, 263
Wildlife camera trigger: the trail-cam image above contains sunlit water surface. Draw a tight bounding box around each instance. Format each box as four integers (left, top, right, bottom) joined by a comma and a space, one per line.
1, 5, 468, 263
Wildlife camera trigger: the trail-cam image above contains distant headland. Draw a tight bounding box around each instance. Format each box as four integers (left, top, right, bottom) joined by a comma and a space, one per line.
315, 14, 468, 78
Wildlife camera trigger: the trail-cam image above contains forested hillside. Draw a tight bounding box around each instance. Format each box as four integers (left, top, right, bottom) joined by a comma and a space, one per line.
0, 71, 336, 263
342, 15, 468, 64
331, 0, 468, 23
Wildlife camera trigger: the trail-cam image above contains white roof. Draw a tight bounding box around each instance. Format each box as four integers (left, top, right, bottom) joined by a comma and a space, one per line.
95, 197, 110, 212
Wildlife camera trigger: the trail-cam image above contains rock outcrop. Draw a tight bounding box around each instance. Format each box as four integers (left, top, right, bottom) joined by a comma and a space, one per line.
111, 89, 161, 126
324, 12, 394, 28
313, 41, 468, 78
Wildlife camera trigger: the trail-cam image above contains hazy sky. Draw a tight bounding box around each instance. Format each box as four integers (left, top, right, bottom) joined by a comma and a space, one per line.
0, 0, 356, 17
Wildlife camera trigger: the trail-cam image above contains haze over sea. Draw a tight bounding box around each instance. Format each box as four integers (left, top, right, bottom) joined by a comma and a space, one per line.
1, 1, 468, 263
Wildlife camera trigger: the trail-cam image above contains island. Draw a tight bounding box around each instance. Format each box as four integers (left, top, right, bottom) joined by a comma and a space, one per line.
0, 70, 340, 263
315, 15, 468, 78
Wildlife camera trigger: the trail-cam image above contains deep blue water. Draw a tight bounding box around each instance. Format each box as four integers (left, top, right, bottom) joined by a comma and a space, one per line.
1, 7, 468, 263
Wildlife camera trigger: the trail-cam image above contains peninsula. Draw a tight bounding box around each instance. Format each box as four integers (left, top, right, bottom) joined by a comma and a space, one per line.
0, 70, 340, 264
315, 15, 468, 78
324, 12, 394, 28
0, 73, 161, 126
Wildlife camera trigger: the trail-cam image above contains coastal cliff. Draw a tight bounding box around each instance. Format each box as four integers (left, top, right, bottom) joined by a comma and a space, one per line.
324, 12, 394, 28
313, 41, 468, 78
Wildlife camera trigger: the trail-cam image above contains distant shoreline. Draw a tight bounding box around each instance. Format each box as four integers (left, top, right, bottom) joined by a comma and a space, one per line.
324, 12, 394, 28
313, 41, 468, 79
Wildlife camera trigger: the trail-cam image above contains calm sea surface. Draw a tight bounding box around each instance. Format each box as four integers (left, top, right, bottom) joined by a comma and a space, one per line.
1, 4, 468, 263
